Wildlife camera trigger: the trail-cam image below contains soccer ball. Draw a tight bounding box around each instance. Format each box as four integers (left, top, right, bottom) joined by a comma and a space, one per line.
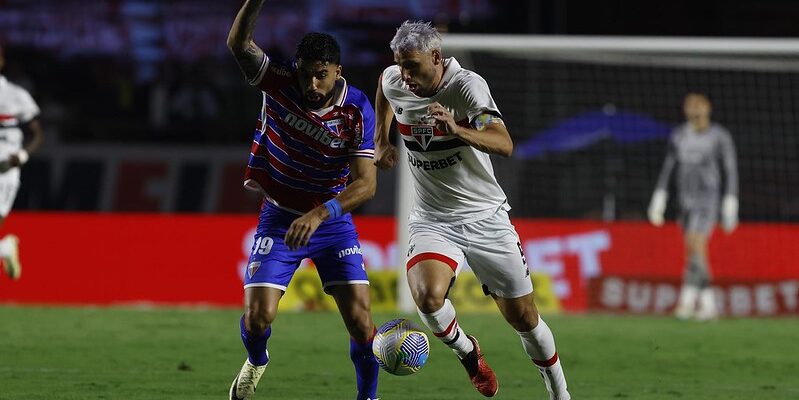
372, 318, 430, 376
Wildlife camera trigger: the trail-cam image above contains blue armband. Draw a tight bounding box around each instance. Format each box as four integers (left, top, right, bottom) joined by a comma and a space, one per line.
324, 199, 344, 219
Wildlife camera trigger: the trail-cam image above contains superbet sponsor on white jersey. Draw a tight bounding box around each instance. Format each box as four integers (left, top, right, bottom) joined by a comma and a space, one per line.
0, 75, 39, 162
381, 58, 509, 224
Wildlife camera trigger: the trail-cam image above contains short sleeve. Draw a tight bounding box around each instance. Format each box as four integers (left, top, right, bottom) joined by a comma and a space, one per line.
460, 74, 501, 123
250, 55, 296, 92
350, 94, 375, 159
16, 88, 40, 124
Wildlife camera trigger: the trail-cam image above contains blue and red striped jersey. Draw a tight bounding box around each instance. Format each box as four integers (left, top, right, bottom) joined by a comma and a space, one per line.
244, 56, 375, 214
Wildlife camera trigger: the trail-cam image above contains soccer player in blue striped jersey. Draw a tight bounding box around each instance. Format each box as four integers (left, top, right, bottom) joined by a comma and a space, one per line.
226, 1, 379, 399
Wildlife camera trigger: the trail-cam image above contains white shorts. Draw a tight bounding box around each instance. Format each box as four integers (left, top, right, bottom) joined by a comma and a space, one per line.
0, 169, 20, 218
406, 208, 533, 299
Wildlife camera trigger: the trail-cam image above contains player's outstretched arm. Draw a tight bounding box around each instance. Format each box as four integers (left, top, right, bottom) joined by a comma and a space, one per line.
227, 0, 267, 83
374, 76, 397, 169
284, 158, 377, 250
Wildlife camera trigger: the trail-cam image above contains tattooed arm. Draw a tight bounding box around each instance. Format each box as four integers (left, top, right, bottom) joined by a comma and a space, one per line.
227, 0, 267, 83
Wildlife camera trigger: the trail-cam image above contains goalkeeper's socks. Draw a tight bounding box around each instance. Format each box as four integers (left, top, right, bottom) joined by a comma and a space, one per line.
350, 328, 379, 400
417, 299, 474, 358
517, 318, 570, 400
240, 315, 271, 366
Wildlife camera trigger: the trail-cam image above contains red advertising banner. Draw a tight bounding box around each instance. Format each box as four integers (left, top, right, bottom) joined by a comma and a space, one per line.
0, 212, 393, 307
588, 276, 799, 316
1, 212, 797, 314
511, 220, 799, 312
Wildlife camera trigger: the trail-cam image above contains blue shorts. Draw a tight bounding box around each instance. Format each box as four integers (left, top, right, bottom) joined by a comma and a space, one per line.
244, 202, 368, 294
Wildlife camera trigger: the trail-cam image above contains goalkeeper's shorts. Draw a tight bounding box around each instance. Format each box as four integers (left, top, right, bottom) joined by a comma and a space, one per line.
679, 206, 718, 236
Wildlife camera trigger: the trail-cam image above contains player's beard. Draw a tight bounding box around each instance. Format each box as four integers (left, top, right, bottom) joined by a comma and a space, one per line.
304, 90, 332, 110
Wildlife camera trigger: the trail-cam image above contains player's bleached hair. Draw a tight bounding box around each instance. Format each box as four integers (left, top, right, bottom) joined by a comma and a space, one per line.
389, 20, 442, 54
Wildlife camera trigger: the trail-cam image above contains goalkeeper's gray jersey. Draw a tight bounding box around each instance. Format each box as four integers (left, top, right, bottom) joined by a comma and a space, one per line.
655, 123, 738, 209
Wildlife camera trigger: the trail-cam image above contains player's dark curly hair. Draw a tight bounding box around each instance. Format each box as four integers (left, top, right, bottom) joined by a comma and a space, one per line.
295, 32, 341, 65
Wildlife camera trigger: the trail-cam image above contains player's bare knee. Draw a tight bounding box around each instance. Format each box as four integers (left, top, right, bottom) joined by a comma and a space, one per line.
415, 292, 446, 314
342, 307, 374, 341
244, 307, 275, 334
409, 278, 448, 313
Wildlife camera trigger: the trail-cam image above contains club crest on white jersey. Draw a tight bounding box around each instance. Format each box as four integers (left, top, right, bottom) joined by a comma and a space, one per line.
410, 125, 435, 150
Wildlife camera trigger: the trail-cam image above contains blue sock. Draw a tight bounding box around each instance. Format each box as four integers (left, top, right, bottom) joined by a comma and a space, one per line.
240, 315, 271, 366
350, 333, 379, 400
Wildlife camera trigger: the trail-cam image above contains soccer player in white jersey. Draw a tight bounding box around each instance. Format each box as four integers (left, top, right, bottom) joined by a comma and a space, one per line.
374, 21, 570, 399
648, 93, 739, 321
0, 45, 44, 281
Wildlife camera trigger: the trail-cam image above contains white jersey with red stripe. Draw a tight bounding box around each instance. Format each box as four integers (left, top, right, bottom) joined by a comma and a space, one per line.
381, 58, 509, 224
0, 75, 39, 162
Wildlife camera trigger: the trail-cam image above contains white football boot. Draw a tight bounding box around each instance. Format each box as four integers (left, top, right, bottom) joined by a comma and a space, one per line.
695, 288, 719, 321
674, 285, 699, 320
229, 358, 267, 400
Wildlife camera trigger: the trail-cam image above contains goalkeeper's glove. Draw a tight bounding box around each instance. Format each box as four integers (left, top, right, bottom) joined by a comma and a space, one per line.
721, 194, 739, 233
648, 189, 668, 227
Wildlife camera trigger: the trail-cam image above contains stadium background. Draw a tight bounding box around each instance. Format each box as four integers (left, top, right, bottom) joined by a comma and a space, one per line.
1, 1, 799, 399
0, 0, 799, 400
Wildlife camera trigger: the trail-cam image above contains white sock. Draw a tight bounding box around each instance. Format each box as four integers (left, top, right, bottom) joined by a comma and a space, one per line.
0, 235, 13, 258
518, 318, 570, 400
417, 299, 474, 358
697, 287, 718, 318
676, 285, 700, 314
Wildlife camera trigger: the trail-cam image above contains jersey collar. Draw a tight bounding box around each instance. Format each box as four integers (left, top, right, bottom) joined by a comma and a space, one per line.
310, 77, 348, 117
435, 57, 461, 93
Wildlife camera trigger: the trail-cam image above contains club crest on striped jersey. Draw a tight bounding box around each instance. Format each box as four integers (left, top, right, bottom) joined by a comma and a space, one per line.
324, 118, 345, 135
411, 125, 434, 150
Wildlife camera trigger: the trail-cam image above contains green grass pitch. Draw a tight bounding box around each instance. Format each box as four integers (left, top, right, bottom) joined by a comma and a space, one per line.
0, 306, 797, 399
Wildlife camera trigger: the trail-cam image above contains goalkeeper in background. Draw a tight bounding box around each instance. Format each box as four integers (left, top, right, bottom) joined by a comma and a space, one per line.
648, 92, 738, 321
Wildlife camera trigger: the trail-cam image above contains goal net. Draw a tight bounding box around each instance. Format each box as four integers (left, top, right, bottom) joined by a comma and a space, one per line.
394, 35, 799, 313
441, 35, 799, 222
